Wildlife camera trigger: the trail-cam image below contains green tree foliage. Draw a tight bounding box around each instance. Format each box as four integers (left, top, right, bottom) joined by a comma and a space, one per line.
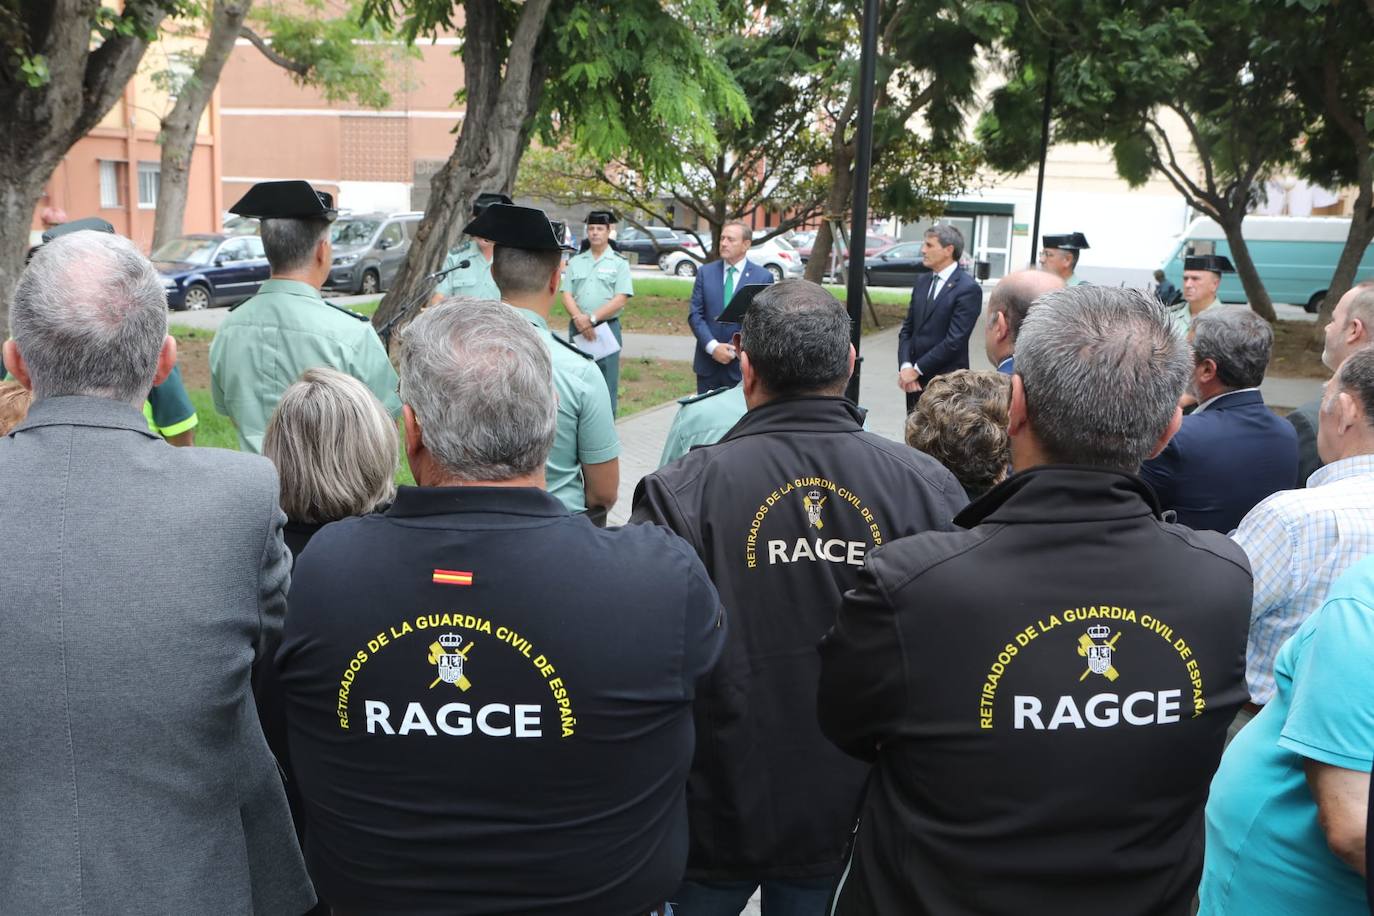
980, 1, 1316, 321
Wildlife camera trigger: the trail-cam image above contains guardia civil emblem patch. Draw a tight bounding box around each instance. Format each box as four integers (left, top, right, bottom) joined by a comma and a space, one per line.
1077, 624, 1121, 681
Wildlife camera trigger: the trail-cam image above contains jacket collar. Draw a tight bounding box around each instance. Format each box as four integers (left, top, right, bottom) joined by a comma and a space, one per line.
385, 485, 569, 520
721, 395, 865, 441
955, 464, 1163, 528
1192, 387, 1262, 414
9, 395, 157, 440
258, 278, 325, 301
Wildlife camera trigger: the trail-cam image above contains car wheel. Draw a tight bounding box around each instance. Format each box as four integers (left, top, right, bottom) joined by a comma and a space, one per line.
1306, 291, 1325, 314
658, 254, 671, 271
766, 264, 784, 282
674, 260, 698, 277
182, 283, 211, 311
360, 269, 381, 295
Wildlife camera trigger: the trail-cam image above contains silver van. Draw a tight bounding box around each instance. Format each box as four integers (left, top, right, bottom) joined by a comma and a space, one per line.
326, 212, 422, 295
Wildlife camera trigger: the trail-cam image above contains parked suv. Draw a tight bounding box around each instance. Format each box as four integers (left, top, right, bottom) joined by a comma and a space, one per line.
613, 225, 702, 265
658, 232, 804, 282
326, 212, 422, 294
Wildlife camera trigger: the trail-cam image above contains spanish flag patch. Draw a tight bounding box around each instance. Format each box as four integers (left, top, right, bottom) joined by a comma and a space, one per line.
432, 568, 474, 586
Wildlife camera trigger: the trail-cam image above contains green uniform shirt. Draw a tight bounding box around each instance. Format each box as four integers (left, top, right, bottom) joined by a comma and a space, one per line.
560, 248, 634, 318
435, 241, 501, 302
143, 363, 198, 438
658, 384, 747, 467
1170, 296, 1218, 337
210, 278, 401, 453
512, 306, 620, 512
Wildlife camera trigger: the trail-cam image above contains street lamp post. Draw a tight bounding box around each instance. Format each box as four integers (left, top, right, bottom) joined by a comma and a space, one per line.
843, 0, 881, 405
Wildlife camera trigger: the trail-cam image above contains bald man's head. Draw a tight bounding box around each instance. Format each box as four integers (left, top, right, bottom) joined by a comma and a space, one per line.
985, 269, 1065, 365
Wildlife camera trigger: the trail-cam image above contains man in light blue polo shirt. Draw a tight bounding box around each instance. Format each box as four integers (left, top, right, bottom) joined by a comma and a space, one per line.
1201, 551, 1374, 914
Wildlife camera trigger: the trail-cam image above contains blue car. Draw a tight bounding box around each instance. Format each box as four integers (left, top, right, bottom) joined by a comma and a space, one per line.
153, 234, 271, 310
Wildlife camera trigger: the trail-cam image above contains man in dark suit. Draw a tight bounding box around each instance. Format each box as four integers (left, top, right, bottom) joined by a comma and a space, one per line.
1140, 306, 1298, 532
1289, 282, 1374, 485
897, 224, 984, 412
688, 220, 775, 393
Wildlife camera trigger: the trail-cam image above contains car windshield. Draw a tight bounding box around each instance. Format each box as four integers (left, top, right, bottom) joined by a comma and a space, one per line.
772, 235, 796, 250
332, 219, 380, 246
151, 238, 218, 265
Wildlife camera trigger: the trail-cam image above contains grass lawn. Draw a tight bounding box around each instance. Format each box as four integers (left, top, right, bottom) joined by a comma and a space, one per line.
170, 325, 692, 485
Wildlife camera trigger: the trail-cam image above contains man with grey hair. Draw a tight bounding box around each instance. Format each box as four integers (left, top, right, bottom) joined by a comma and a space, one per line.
1288, 280, 1374, 484
1, 231, 316, 914
897, 223, 983, 412
1140, 305, 1298, 532
278, 298, 723, 915
210, 179, 400, 453
819, 286, 1251, 915
634, 280, 966, 914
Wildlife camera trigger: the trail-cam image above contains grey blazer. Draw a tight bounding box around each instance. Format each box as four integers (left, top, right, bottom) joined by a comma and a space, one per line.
0, 396, 315, 915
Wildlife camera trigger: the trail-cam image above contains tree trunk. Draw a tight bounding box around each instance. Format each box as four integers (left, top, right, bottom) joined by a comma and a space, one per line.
372, 0, 554, 334
153, 0, 253, 250
1316, 162, 1374, 331
1215, 210, 1277, 322
0, 5, 167, 331
805, 163, 853, 284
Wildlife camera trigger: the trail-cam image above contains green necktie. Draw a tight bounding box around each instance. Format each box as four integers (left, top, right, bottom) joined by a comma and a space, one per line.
723, 265, 737, 313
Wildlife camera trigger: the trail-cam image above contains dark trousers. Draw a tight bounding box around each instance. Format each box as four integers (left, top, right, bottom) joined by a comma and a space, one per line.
696, 360, 741, 394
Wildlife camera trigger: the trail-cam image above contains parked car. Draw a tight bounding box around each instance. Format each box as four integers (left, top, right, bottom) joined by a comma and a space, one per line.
864, 241, 932, 288
326, 212, 422, 294
221, 215, 260, 236
153, 234, 271, 310
658, 233, 804, 281
788, 229, 818, 262
614, 225, 702, 265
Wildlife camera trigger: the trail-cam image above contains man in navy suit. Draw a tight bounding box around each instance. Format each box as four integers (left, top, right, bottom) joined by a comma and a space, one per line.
689, 220, 775, 393
897, 224, 984, 413
1140, 306, 1298, 532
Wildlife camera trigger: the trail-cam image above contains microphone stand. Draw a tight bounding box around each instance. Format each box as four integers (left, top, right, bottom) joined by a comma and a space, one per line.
376, 260, 470, 348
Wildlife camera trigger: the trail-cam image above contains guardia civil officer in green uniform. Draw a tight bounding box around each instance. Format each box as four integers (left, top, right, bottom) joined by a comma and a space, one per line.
428, 191, 509, 307
561, 210, 634, 414
468, 203, 621, 518
210, 180, 400, 454
1171, 253, 1235, 336
1039, 232, 1090, 287
659, 385, 747, 467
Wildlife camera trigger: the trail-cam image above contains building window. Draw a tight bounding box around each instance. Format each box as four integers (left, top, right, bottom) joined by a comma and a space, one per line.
138, 162, 160, 209
99, 160, 126, 209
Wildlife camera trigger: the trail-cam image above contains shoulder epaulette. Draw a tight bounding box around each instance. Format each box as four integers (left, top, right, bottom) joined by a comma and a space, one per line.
325, 300, 371, 321
552, 334, 594, 359
228, 299, 249, 312
677, 385, 732, 405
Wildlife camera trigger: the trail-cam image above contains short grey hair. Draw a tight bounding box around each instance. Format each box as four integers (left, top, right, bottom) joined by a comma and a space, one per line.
1191, 306, 1273, 389
721, 220, 752, 242
399, 297, 556, 481
261, 217, 330, 273
1016, 286, 1191, 472
925, 224, 964, 261
1337, 346, 1374, 422
1345, 281, 1374, 329
263, 367, 398, 523
491, 246, 562, 297
10, 230, 167, 403
740, 279, 851, 396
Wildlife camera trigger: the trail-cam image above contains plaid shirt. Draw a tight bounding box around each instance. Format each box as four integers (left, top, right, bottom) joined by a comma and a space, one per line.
1231, 453, 1374, 703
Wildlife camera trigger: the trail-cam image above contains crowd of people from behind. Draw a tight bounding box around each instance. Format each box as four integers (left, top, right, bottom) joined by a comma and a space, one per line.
1, 183, 1371, 916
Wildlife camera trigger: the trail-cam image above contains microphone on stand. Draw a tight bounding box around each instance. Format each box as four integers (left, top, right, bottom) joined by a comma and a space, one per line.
376, 260, 473, 348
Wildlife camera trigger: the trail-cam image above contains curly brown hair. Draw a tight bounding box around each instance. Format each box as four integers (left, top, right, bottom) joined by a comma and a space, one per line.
905, 369, 1012, 498
0, 380, 33, 436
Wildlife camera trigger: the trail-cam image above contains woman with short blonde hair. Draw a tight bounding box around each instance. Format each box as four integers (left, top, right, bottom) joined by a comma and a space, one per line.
263, 367, 398, 554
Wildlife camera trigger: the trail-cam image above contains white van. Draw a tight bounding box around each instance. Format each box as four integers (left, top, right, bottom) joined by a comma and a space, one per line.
1160, 216, 1374, 312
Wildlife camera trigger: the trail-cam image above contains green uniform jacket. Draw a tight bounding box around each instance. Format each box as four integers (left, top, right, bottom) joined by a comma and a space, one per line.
512, 306, 620, 512
143, 363, 198, 438
1170, 296, 1218, 337
560, 248, 634, 317
658, 384, 747, 467
210, 279, 401, 453
435, 242, 501, 302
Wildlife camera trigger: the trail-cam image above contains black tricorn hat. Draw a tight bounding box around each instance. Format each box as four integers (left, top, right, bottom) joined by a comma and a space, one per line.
229, 180, 337, 222
464, 204, 575, 252
1183, 254, 1236, 274
585, 210, 617, 226
41, 217, 115, 244
716, 283, 770, 325
1042, 232, 1089, 250
472, 192, 514, 216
